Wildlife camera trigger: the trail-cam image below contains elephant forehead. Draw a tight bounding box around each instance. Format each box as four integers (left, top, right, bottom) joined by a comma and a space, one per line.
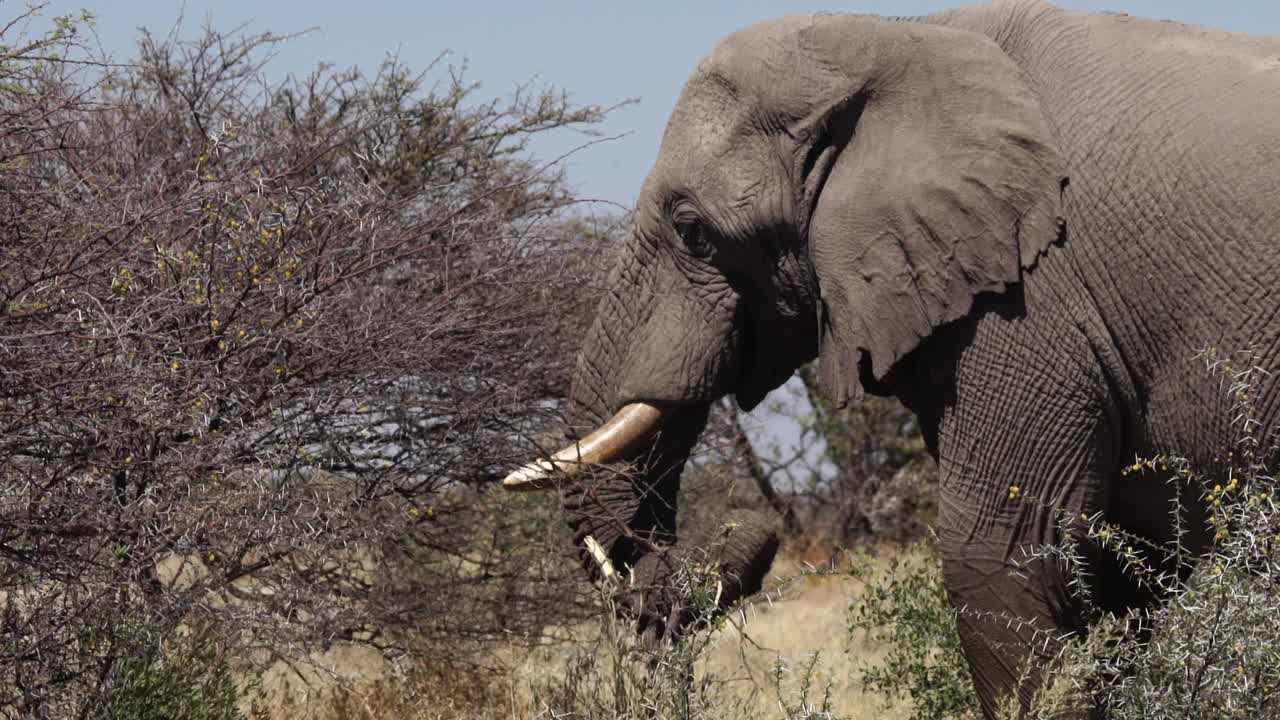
662, 77, 739, 157
699, 12, 828, 79
693, 13, 851, 110
657, 85, 782, 203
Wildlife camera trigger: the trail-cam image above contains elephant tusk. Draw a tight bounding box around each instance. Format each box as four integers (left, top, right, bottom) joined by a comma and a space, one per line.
583, 534, 617, 581
502, 402, 667, 490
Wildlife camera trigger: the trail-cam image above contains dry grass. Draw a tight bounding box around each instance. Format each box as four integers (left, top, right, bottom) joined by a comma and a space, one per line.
239, 544, 922, 720
694, 548, 913, 720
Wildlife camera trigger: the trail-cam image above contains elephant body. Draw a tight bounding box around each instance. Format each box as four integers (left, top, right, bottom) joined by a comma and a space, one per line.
506, 2, 1280, 715
896, 4, 1280, 709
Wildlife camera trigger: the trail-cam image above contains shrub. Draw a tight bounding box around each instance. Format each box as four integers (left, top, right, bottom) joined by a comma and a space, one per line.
109, 624, 243, 720
846, 543, 979, 720
1, 6, 616, 715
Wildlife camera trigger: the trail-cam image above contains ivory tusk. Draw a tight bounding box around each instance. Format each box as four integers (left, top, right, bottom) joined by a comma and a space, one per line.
583, 535, 616, 580
502, 402, 666, 491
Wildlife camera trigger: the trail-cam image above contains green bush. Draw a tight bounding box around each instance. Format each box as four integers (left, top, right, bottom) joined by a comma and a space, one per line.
110, 624, 243, 720
847, 543, 978, 720
768, 652, 845, 720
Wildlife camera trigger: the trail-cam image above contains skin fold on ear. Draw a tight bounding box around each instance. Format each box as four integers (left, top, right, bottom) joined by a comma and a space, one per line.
795, 16, 1066, 407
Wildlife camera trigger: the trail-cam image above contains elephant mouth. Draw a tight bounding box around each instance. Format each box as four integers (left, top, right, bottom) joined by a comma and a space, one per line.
733, 302, 769, 411
733, 299, 804, 412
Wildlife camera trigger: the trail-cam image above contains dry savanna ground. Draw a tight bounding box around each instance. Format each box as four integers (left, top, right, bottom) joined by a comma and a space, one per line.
241, 545, 921, 720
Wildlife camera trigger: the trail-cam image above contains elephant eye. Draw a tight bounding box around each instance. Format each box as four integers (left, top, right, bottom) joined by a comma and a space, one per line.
674, 219, 712, 258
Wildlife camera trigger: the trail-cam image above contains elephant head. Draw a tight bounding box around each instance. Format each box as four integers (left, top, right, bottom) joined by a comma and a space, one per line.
504, 12, 1064, 637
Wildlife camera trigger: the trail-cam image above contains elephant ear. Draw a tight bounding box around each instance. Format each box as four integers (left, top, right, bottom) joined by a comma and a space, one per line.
797, 17, 1066, 406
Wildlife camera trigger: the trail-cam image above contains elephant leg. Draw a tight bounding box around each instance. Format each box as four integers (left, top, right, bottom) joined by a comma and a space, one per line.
941, 527, 1095, 718
929, 307, 1124, 717
939, 435, 1119, 720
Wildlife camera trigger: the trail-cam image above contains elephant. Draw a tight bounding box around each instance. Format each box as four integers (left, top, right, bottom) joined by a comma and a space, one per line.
503, 1, 1280, 715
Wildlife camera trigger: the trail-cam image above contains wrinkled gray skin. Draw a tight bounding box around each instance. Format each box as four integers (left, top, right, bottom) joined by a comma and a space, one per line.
551, 1, 1280, 715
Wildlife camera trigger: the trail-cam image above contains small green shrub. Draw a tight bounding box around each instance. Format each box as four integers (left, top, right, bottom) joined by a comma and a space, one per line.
768, 652, 845, 720
110, 623, 244, 720
846, 542, 978, 720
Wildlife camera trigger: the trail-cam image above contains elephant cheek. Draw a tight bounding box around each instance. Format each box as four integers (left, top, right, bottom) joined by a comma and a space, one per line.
615, 293, 742, 406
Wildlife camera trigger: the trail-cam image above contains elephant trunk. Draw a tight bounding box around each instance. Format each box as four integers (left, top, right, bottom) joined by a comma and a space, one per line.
502, 238, 700, 581
501, 229, 780, 638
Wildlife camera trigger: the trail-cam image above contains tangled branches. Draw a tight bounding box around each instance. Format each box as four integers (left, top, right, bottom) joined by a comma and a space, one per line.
0, 8, 617, 716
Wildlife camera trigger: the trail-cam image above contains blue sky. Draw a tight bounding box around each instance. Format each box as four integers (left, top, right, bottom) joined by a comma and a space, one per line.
27, 1, 1280, 210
